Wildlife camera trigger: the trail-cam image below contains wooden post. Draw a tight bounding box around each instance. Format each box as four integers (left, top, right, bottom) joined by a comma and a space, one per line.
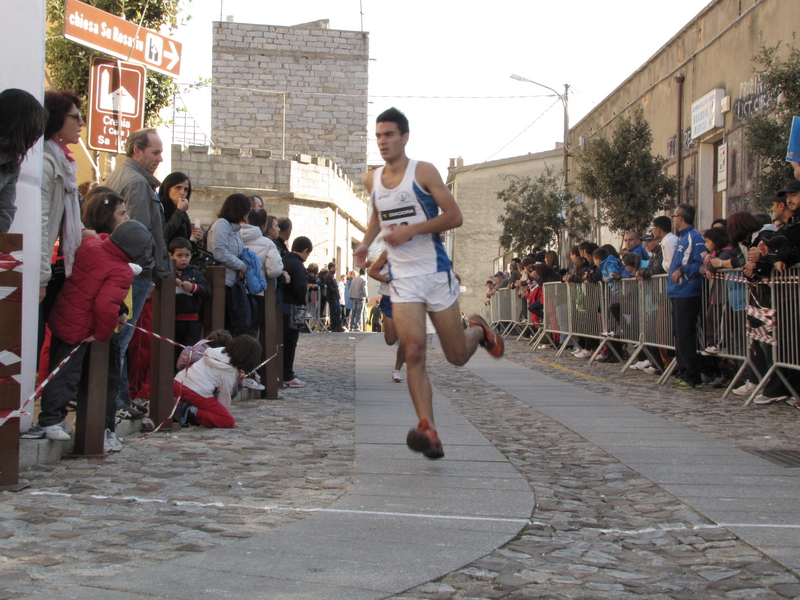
261, 278, 281, 399
150, 271, 176, 428
203, 266, 226, 335
0, 234, 25, 490
71, 341, 109, 457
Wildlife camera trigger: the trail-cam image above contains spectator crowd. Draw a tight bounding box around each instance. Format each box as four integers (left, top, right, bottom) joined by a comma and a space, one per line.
483, 170, 800, 408
0, 88, 335, 453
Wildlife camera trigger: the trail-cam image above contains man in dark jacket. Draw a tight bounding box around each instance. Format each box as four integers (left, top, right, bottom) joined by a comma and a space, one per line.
325, 262, 344, 331
282, 236, 313, 388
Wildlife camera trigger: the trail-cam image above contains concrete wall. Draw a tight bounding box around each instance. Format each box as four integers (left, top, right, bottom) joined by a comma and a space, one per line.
171, 146, 369, 271
2, 0, 46, 431
569, 0, 797, 235
211, 20, 369, 184
447, 149, 563, 316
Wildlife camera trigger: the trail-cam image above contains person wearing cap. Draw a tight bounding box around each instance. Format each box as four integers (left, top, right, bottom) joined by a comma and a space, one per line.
23, 220, 154, 442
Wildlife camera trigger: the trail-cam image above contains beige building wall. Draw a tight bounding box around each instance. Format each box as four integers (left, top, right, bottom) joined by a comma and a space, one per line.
171, 146, 369, 271
447, 149, 563, 316
211, 20, 369, 183
569, 0, 797, 236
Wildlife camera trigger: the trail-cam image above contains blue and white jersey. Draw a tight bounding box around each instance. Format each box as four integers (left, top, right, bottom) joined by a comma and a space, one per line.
371, 159, 452, 279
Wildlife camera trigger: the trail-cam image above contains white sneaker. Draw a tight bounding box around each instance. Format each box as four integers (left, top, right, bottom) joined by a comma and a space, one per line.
392, 370, 403, 383
59, 419, 74, 434
574, 350, 593, 359
243, 377, 265, 391
701, 345, 721, 356
571, 348, 582, 356
43, 424, 70, 441
629, 359, 651, 370
642, 366, 661, 375
753, 394, 788, 405
104, 429, 123, 452
732, 381, 756, 396
284, 378, 306, 388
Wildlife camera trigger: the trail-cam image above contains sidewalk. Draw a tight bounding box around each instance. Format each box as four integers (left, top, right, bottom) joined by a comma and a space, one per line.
3, 333, 800, 599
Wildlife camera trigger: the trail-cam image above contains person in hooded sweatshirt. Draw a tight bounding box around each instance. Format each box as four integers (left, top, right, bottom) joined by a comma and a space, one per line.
173, 334, 261, 429
24, 220, 153, 442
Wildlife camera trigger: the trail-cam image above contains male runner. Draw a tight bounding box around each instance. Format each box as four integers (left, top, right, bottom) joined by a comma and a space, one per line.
353, 107, 503, 460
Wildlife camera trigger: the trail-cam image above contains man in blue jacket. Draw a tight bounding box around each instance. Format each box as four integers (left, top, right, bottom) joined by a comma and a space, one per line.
667, 203, 707, 390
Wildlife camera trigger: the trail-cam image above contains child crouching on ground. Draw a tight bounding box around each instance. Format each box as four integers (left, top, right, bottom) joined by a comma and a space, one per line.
176, 329, 232, 372
173, 334, 261, 428
25, 220, 153, 442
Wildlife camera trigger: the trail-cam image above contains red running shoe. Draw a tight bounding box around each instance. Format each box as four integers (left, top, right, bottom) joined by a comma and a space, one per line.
468, 314, 504, 358
406, 419, 444, 459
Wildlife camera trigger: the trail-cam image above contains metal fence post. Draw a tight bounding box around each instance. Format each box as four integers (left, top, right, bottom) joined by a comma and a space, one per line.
261, 277, 281, 399
150, 272, 176, 428
70, 340, 109, 457
202, 266, 226, 335
0, 234, 25, 490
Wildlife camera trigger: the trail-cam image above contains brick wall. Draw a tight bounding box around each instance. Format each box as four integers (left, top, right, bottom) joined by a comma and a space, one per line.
211, 20, 369, 184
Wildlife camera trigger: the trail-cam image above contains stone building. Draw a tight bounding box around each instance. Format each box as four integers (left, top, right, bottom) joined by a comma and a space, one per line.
447, 149, 563, 317
171, 18, 371, 270
211, 19, 369, 183
568, 0, 797, 231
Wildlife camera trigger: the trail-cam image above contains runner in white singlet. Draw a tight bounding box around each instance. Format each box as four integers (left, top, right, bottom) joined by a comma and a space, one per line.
354, 107, 504, 460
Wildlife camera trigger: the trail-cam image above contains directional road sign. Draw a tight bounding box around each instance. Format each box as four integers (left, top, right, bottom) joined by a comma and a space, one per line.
87, 58, 146, 153
63, 0, 182, 78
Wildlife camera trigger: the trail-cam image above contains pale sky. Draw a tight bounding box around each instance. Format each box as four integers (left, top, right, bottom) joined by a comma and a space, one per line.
170, 0, 713, 177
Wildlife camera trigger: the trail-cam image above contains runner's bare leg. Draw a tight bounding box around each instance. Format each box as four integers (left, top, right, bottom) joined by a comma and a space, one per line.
392, 302, 434, 425
429, 301, 483, 366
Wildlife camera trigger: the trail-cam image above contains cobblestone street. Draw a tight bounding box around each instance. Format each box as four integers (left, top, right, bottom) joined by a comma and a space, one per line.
2, 333, 800, 599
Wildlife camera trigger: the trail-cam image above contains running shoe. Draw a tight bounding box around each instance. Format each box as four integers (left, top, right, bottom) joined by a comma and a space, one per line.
104, 429, 123, 452
732, 381, 756, 396
753, 394, 788, 405
392, 370, 403, 383
116, 404, 146, 420
468, 314, 504, 358
285, 378, 306, 388
406, 419, 444, 459
243, 377, 265, 391
669, 379, 703, 390
701, 345, 721, 356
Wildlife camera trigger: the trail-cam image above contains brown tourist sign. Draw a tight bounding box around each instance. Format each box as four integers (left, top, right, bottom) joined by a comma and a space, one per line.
63, 0, 182, 78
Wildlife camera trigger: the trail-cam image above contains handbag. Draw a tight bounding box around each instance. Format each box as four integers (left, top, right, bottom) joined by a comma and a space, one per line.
288, 304, 307, 330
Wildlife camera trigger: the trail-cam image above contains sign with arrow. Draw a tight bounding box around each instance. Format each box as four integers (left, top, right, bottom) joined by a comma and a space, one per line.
63, 0, 182, 78
87, 58, 146, 152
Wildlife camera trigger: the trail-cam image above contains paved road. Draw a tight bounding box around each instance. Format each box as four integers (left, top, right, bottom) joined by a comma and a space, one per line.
2, 333, 800, 599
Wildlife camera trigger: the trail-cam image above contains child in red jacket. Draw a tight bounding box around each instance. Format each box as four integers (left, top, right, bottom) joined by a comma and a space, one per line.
24, 220, 154, 442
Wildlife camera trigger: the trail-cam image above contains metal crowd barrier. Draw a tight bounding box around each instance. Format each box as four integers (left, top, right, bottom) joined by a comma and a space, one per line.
744, 265, 800, 405
484, 267, 799, 405
305, 287, 327, 332
699, 269, 753, 398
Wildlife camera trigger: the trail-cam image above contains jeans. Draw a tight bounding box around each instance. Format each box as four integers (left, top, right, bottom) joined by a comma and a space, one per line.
116, 273, 151, 407
350, 299, 365, 330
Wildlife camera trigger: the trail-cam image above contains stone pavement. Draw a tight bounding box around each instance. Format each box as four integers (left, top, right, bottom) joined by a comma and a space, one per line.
2, 332, 800, 599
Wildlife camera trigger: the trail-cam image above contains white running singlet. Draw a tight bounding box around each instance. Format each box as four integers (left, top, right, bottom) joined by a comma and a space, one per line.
371, 159, 452, 279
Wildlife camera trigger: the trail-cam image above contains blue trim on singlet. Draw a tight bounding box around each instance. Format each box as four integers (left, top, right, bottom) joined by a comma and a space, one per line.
413, 181, 451, 272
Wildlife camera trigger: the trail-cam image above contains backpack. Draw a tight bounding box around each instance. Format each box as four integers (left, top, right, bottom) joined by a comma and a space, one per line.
241, 247, 267, 294
227, 278, 258, 335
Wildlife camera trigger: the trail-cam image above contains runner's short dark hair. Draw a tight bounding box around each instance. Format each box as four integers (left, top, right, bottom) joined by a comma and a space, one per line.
376, 107, 409, 135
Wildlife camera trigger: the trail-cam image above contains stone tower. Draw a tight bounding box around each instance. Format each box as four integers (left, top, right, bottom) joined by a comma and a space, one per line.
211, 19, 369, 183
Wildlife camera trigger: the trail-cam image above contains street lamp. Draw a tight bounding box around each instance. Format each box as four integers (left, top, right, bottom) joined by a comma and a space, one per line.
510, 73, 570, 186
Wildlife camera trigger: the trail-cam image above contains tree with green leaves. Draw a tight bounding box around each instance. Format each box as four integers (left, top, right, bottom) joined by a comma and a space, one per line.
45, 0, 188, 126
497, 166, 593, 257
575, 105, 677, 234
745, 43, 800, 203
